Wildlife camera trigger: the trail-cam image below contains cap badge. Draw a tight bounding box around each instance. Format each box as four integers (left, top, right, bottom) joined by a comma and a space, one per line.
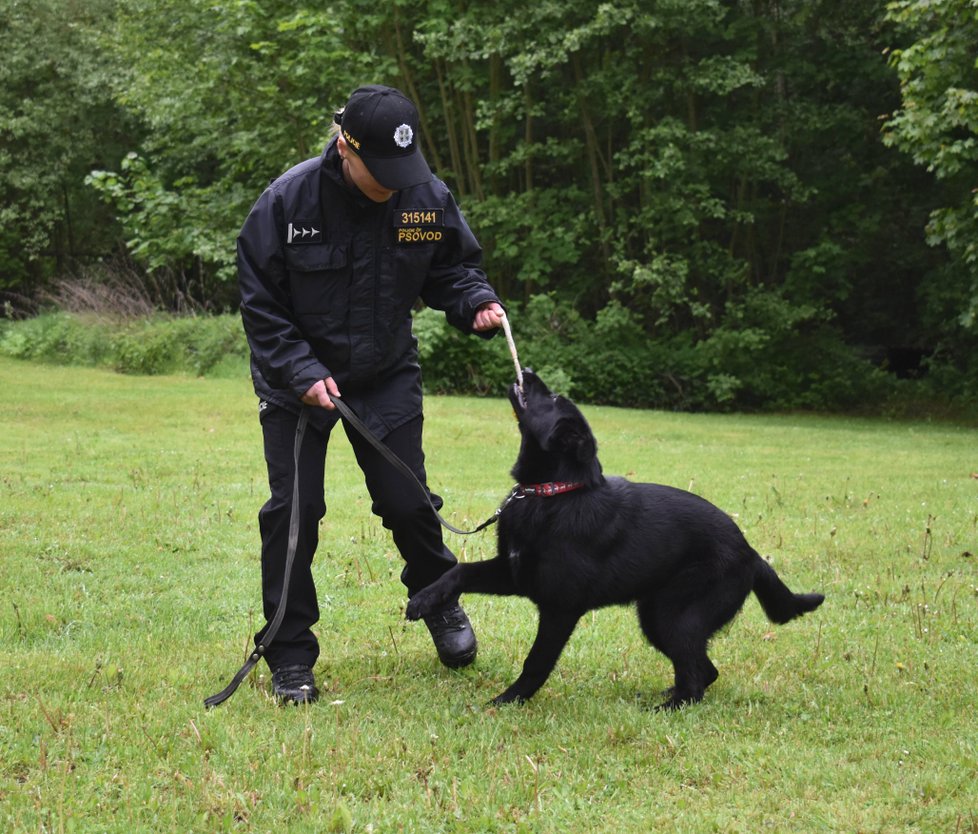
393, 124, 414, 149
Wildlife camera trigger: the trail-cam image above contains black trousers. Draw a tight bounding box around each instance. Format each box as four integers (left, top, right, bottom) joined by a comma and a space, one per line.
255, 404, 457, 669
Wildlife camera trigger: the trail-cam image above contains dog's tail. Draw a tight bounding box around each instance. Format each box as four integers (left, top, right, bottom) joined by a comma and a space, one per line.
752, 555, 824, 625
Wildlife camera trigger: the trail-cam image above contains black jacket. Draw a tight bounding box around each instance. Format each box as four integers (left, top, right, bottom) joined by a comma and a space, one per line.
238, 138, 501, 436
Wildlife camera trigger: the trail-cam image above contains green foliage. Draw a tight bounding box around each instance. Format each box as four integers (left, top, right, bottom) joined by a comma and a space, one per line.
0, 312, 115, 367
0, 312, 249, 378
513, 295, 671, 408
884, 0, 978, 327
4, 303, 966, 414
690, 289, 893, 411
413, 306, 514, 395
416, 294, 900, 413
0, 0, 130, 287
110, 317, 248, 376
5, 0, 978, 409
85, 0, 390, 284
86, 154, 244, 282
464, 188, 590, 293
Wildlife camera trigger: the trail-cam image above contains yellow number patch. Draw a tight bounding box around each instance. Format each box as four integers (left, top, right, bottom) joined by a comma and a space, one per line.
394, 208, 444, 227
394, 208, 445, 244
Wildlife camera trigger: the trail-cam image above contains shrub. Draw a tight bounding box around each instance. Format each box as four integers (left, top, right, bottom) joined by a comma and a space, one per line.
0, 311, 249, 378
0, 312, 114, 366
0, 304, 968, 418
413, 306, 513, 395
688, 290, 899, 412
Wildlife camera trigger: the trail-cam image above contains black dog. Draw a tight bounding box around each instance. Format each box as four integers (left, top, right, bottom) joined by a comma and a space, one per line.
406, 370, 824, 709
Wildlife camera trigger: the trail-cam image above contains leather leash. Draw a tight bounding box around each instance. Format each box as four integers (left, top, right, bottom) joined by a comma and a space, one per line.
328, 395, 502, 536
204, 396, 501, 708
204, 406, 310, 708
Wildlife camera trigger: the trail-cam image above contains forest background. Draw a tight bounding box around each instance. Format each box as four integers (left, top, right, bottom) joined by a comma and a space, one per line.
1, 0, 977, 415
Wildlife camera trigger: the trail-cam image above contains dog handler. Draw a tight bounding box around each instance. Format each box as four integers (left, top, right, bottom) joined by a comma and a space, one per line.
237, 85, 505, 704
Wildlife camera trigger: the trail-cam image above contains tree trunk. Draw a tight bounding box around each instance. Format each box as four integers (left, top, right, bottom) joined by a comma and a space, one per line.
459, 73, 484, 200
523, 83, 533, 193
488, 53, 503, 196
571, 52, 609, 265
392, 6, 445, 175
435, 59, 466, 195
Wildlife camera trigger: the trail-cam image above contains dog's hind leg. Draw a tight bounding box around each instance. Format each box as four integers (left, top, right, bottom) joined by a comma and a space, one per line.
492, 607, 581, 705
637, 596, 718, 710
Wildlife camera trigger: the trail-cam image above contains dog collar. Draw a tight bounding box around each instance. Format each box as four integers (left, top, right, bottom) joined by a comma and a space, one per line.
514, 481, 586, 498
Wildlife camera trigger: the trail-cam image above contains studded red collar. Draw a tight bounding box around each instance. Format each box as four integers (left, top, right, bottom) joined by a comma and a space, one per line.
514, 481, 586, 498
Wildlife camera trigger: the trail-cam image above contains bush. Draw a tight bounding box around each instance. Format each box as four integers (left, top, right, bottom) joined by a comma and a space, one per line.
688, 290, 899, 412
117, 316, 248, 376
413, 306, 513, 395
0, 304, 969, 418
415, 295, 682, 408
413, 293, 900, 412
0, 312, 114, 366
0, 311, 249, 378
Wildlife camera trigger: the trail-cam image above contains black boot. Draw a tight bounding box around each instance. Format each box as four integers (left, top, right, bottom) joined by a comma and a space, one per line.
271, 664, 319, 704
423, 602, 477, 668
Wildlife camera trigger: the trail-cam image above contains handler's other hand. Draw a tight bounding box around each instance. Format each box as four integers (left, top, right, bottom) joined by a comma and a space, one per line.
302, 376, 341, 409
473, 301, 505, 332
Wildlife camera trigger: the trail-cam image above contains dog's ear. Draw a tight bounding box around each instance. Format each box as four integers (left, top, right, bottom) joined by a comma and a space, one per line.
549, 418, 597, 463
577, 432, 598, 463
569, 429, 597, 463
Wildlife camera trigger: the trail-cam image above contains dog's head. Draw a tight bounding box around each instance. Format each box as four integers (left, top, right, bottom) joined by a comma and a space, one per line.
508, 369, 603, 486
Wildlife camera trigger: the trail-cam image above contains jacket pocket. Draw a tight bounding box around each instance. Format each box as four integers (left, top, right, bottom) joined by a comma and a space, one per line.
286, 243, 350, 317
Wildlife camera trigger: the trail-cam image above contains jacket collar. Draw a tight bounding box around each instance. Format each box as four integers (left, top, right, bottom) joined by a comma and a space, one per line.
321, 136, 377, 209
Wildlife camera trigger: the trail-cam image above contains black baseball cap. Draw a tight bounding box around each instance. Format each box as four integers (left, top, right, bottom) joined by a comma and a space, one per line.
334, 85, 432, 190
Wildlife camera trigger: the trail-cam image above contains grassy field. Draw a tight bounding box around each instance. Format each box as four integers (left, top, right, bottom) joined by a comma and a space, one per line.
1, 355, 976, 833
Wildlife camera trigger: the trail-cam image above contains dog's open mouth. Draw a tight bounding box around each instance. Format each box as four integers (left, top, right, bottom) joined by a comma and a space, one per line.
512, 382, 527, 412
509, 368, 532, 413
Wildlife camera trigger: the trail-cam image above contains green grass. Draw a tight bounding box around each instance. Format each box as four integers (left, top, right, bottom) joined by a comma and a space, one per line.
1, 355, 976, 833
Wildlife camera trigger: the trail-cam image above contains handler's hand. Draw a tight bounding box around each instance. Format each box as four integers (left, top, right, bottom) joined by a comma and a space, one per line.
302, 376, 342, 409
473, 301, 505, 332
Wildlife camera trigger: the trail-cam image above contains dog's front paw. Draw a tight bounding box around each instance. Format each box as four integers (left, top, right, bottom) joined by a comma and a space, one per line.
405, 588, 439, 621
406, 573, 460, 620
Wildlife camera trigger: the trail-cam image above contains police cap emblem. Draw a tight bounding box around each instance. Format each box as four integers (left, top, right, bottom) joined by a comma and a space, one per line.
393, 123, 414, 149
